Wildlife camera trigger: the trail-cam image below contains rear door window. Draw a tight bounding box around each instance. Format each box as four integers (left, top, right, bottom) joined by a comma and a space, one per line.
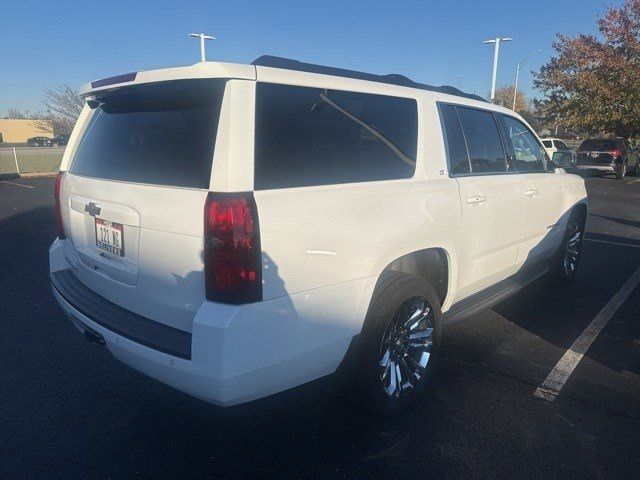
501, 116, 547, 172
456, 107, 507, 174
254, 83, 418, 189
542, 140, 552, 148
70, 79, 227, 189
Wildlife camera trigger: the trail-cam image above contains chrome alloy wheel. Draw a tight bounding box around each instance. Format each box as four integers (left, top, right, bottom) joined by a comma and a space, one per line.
378, 296, 434, 398
563, 220, 583, 278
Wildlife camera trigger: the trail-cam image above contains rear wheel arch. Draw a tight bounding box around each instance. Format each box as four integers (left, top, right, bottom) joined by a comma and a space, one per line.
572, 202, 588, 224
382, 248, 450, 306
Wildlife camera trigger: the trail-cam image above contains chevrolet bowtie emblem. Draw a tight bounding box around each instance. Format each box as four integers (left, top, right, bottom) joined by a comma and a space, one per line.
84, 202, 101, 217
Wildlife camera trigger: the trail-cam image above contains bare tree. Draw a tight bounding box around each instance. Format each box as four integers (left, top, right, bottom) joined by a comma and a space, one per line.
42, 84, 84, 133
5, 108, 28, 119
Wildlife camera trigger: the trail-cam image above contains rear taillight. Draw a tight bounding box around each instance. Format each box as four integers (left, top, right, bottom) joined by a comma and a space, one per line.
204, 192, 262, 304
54, 172, 66, 239
607, 149, 621, 158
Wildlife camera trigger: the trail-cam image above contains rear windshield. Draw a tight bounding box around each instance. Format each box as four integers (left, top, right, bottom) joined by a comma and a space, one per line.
70, 79, 226, 188
578, 139, 616, 151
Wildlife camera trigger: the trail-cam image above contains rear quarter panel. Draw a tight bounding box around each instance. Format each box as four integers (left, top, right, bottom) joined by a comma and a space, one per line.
561, 172, 589, 217
254, 178, 461, 330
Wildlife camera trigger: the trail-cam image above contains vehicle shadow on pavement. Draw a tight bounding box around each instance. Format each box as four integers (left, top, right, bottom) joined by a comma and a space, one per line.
491, 231, 640, 377
589, 213, 640, 230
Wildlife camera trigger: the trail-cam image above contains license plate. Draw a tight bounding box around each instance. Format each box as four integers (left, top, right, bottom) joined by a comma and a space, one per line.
95, 218, 124, 256
590, 151, 599, 158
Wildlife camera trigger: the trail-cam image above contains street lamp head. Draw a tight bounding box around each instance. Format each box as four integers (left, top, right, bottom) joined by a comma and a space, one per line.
483, 36, 513, 44
188, 32, 216, 62
189, 33, 215, 40
518, 48, 542, 68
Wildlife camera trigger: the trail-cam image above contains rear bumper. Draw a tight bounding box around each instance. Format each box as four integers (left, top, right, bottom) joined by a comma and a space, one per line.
49, 240, 368, 406
52, 269, 191, 359
576, 164, 616, 172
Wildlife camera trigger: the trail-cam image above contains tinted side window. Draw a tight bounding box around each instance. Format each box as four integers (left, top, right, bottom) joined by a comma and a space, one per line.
542, 140, 552, 148
457, 107, 507, 173
254, 83, 417, 189
555, 140, 568, 149
439, 104, 470, 175
502, 116, 546, 172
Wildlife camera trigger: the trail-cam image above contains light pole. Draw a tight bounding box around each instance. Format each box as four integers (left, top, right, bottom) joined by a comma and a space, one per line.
513, 49, 540, 110
483, 36, 512, 101
189, 33, 215, 62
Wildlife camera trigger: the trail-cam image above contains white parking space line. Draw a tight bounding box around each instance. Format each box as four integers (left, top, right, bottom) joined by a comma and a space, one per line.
0, 180, 34, 189
534, 265, 640, 402
585, 238, 640, 249
627, 179, 640, 184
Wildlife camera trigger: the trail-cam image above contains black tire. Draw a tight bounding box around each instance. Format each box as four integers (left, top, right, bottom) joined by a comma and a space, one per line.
548, 208, 586, 284
353, 272, 442, 416
616, 162, 627, 180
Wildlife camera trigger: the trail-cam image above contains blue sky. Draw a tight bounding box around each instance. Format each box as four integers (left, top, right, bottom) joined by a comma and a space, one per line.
1, 0, 618, 114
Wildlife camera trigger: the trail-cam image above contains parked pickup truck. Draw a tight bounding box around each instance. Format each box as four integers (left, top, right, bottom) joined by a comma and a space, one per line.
49, 57, 588, 415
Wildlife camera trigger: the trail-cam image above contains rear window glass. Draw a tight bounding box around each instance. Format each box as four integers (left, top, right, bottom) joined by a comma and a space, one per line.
579, 139, 616, 151
254, 83, 417, 189
70, 79, 226, 188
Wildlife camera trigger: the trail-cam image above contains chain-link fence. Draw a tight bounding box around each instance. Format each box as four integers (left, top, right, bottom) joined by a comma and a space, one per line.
0, 146, 64, 175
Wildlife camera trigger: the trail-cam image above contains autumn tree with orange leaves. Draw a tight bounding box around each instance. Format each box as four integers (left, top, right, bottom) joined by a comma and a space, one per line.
534, 0, 640, 137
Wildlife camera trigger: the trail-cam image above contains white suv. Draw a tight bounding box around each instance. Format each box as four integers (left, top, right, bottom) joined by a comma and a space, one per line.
50, 56, 588, 415
541, 137, 571, 158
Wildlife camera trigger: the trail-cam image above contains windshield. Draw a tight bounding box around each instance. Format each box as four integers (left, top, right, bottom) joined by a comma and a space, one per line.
70, 79, 226, 189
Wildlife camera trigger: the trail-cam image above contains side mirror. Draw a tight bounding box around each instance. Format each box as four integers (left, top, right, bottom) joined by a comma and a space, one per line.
552, 150, 575, 168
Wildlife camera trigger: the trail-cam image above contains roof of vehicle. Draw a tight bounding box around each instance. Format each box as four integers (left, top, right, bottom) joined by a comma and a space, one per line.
80, 56, 488, 105
251, 55, 488, 103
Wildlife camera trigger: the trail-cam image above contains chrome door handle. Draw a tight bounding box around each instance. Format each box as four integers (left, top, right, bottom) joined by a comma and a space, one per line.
466, 195, 487, 205
524, 189, 539, 197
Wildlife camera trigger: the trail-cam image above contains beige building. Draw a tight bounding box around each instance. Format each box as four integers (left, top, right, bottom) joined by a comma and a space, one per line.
0, 119, 54, 143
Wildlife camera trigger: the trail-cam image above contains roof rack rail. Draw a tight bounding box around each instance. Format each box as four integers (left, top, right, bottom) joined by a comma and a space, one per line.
251, 55, 487, 103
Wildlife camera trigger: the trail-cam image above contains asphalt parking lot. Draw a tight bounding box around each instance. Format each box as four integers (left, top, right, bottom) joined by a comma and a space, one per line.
1, 175, 639, 479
